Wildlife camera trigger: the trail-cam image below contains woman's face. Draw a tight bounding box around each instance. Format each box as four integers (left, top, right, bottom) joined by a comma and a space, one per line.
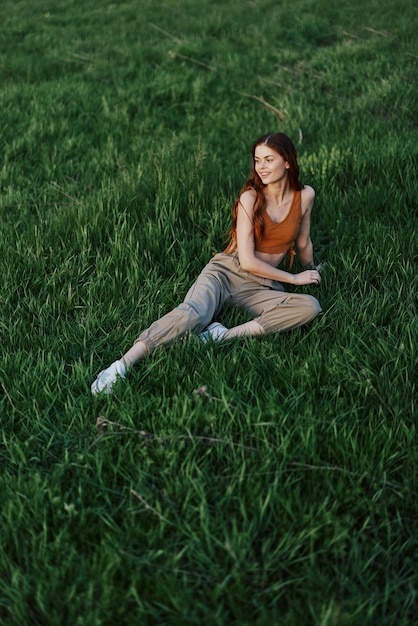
254, 145, 289, 185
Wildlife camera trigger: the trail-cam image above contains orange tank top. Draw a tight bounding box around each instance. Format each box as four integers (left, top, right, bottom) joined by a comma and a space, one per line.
223, 190, 302, 266
255, 190, 302, 255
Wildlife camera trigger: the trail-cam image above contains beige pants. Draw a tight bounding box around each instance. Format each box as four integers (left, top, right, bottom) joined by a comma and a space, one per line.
136, 253, 321, 353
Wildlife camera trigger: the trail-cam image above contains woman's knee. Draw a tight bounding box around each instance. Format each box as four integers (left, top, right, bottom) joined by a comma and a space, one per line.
177, 303, 212, 332
136, 302, 210, 352
305, 295, 322, 320
256, 293, 322, 333
293, 294, 322, 326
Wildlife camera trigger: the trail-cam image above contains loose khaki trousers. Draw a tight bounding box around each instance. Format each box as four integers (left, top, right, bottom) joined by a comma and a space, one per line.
136, 253, 321, 353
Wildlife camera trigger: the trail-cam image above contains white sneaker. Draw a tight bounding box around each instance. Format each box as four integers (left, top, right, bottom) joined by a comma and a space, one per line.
91, 360, 126, 395
199, 322, 228, 344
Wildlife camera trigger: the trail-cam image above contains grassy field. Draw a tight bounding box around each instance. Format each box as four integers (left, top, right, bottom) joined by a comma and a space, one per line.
0, 0, 417, 624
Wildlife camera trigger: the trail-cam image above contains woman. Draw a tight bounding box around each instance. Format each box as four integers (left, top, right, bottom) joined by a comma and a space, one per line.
91, 132, 322, 394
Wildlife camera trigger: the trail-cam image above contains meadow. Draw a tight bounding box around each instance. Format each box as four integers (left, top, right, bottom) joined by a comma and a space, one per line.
0, 0, 417, 624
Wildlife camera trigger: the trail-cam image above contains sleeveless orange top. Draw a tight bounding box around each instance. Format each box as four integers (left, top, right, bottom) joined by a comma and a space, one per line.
223, 190, 302, 267
255, 190, 302, 255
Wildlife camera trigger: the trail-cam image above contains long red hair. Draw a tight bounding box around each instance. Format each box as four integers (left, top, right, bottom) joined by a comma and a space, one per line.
225, 133, 303, 250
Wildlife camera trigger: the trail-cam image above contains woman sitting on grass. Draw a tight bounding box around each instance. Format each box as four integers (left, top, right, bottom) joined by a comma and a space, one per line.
91, 132, 322, 394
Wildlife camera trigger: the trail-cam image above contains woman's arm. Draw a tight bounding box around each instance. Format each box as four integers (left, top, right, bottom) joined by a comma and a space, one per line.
295, 185, 315, 268
236, 189, 320, 286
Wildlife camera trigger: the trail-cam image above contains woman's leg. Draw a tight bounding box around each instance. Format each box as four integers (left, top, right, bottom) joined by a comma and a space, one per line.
121, 339, 148, 368
135, 267, 228, 355
91, 260, 229, 393
236, 290, 322, 334
199, 257, 320, 342
223, 319, 265, 340
213, 256, 321, 340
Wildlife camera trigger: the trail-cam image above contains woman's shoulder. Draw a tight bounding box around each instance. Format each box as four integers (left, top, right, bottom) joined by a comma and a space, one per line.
239, 187, 257, 209
301, 184, 315, 201
300, 185, 315, 214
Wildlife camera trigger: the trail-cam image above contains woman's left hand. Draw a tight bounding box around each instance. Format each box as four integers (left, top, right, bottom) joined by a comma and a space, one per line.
293, 270, 322, 286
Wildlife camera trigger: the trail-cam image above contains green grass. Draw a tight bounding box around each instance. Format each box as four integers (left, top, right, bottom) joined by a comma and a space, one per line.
0, 0, 417, 624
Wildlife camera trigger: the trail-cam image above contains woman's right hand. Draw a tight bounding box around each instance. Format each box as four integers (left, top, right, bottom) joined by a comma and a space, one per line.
293, 270, 321, 286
